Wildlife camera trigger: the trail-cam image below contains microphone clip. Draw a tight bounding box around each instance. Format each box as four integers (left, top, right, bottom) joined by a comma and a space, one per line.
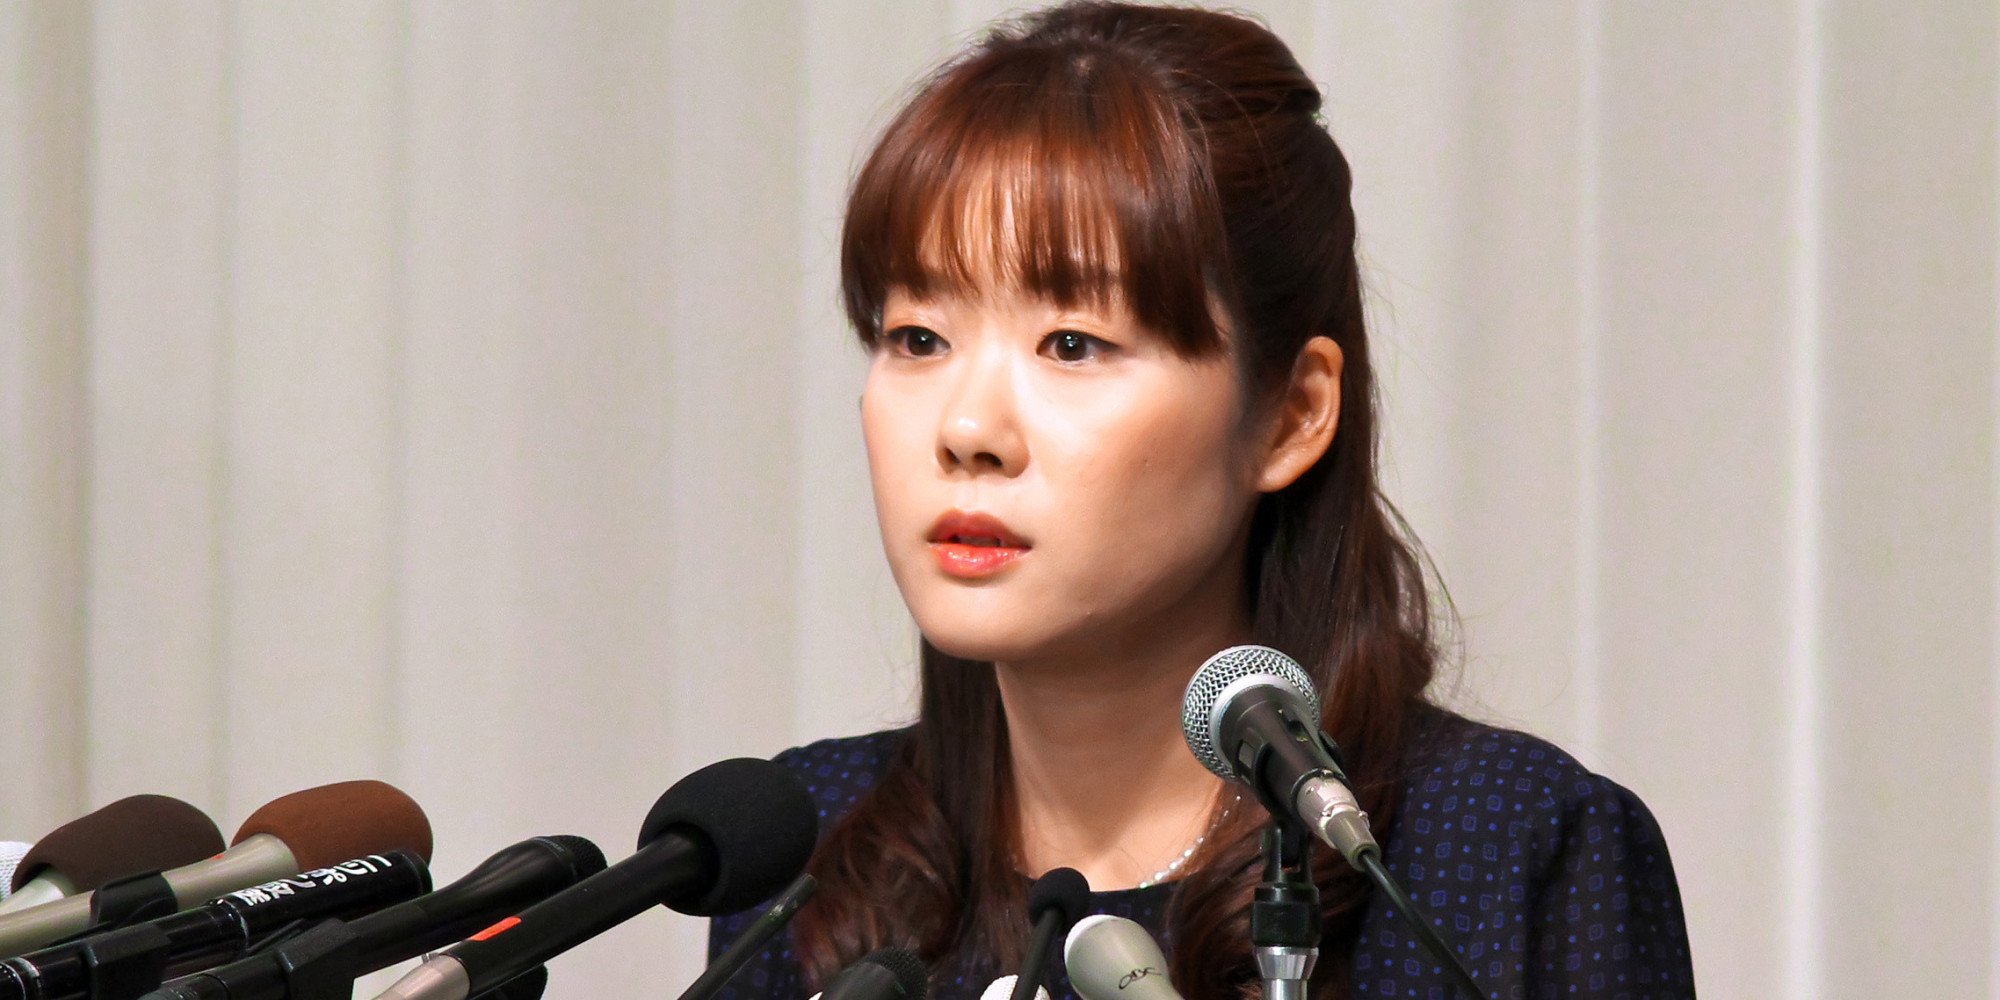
1232, 695, 1351, 831
1250, 824, 1318, 1000
264, 919, 363, 1000
86, 872, 180, 933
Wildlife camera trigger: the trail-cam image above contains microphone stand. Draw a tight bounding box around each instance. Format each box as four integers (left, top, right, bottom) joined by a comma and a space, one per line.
1250, 824, 1317, 1000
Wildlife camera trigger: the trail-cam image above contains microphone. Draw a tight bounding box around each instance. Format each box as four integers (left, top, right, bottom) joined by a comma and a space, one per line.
1179, 645, 1376, 864
1062, 915, 1181, 1000
814, 948, 926, 1000
1011, 869, 1086, 1000
369, 757, 817, 1000
1183, 647, 1489, 998
0, 846, 29, 904
144, 836, 607, 1000
0, 798, 224, 916
979, 978, 1045, 1000
0, 781, 431, 958
0, 850, 429, 1000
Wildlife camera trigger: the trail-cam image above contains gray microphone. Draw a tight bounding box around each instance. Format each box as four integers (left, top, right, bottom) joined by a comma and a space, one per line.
1180, 645, 1376, 865
0, 846, 26, 904
0, 796, 225, 917
1061, 915, 1181, 1000
0, 781, 430, 958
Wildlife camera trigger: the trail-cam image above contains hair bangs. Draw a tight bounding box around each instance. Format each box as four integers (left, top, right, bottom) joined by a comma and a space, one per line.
842, 43, 1230, 354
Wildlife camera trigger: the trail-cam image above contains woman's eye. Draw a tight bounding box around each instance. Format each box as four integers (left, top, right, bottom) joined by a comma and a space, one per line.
884, 325, 947, 358
1040, 329, 1110, 363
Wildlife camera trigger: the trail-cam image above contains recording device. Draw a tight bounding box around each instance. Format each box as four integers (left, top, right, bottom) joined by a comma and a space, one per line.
0, 781, 431, 958
369, 758, 817, 1000
1062, 915, 1181, 1000
0, 851, 429, 1000
812, 948, 926, 1000
143, 836, 606, 1000
0, 847, 31, 905
1011, 869, 1087, 1000
1179, 645, 1376, 864
978, 978, 1045, 1000
1184, 646, 1490, 999
1, 798, 224, 916
674, 873, 816, 1000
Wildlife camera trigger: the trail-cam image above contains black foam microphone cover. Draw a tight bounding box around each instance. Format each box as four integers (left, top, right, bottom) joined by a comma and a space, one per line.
823, 947, 928, 1000
1013, 868, 1090, 1000
1026, 868, 1089, 926
639, 757, 817, 916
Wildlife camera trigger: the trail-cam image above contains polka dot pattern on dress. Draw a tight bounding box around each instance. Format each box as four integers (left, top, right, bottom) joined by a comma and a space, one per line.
707, 712, 1693, 999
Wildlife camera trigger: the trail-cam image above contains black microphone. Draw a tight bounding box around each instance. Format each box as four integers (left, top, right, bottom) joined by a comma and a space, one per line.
1180, 645, 1376, 865
816, 948, 926, 1000
1011, 869, 1086, 1000
0, 851, 429, 1000
143, 836, 607, 1000
369, 758, 817, 1000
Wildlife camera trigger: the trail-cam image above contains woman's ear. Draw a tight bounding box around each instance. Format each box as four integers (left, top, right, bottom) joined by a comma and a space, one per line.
1255, 336, 1343, 493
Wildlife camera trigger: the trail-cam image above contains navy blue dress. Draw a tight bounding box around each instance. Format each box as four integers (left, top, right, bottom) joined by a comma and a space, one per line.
707, 711, 1694, 999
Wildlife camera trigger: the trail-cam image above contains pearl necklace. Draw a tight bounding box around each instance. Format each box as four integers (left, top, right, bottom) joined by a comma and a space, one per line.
1135, 793, 1239, 889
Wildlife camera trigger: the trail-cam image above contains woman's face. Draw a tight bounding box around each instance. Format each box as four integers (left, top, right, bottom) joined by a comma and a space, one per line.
862, 283, 1264, 664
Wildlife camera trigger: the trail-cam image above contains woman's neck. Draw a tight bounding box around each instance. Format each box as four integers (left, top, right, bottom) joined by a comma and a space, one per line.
994, 610, 1249, 891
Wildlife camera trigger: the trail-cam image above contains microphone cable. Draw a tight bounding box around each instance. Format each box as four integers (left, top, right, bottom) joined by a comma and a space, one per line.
673, 873, 816, 1000
1352, 849, 1486, 1000
1183, 645, 1491, 1000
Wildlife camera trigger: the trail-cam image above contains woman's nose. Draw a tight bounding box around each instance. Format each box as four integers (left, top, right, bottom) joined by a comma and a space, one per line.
936, 352, 1026, 476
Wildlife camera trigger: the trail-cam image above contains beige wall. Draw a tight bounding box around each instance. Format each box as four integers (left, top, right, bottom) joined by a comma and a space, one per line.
2, 2, 1992, 997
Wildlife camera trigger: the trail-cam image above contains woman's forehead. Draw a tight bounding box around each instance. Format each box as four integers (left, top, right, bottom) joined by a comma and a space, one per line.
907, 162, 1126, 308
843, 83, 1231, 358
883, 280, 1135, 322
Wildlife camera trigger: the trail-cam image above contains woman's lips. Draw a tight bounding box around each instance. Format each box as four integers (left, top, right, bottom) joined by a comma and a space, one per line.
927, 510, 1030, 579
930, 542, 1027, 578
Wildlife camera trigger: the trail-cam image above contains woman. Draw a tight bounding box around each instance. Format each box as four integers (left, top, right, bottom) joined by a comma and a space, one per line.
709, 4, 1693, 998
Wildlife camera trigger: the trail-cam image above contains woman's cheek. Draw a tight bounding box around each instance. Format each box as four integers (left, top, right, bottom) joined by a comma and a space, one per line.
1120, 400, 1249, 566
860, 382, 930, 564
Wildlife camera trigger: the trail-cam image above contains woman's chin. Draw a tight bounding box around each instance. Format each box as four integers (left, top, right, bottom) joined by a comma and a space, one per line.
919, 630, 1040, 664
900, 584, 1068, 663
914, 617, 1072, 665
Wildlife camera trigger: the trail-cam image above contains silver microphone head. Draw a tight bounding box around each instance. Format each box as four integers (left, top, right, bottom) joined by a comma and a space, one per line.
1180, 645, 1321, 780
1063, 914, 1183, 1000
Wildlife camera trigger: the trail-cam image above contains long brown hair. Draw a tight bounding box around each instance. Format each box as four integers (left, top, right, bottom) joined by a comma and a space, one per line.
794, 4, 1442, 997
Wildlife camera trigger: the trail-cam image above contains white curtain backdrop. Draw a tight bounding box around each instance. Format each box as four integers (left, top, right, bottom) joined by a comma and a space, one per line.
2, 3, 1992, 998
